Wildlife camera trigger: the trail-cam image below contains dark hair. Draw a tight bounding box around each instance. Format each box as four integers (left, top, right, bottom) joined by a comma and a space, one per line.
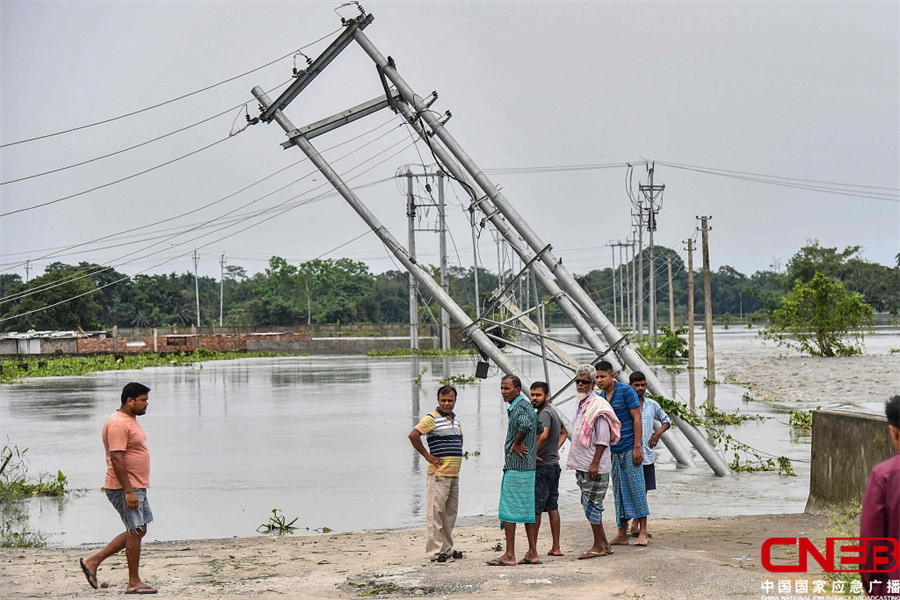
121, 382, 150, 404
501, 374, 522, 389
530, 381, 549, 395
629, 371, 646, 384
594, 361, 614, 374
437, 385, 457, 399
886, 395, 900, 429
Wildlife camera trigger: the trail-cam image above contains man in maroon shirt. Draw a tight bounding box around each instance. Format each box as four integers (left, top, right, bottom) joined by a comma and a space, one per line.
860, 395, 900, 598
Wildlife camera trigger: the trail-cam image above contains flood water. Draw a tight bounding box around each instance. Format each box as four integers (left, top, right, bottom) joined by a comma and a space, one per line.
1, 326, 897, 548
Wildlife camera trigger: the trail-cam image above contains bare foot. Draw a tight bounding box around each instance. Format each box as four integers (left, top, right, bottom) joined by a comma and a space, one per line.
635, 532, 650, 546
609, 534, 630, 546
547, 548, 564, 556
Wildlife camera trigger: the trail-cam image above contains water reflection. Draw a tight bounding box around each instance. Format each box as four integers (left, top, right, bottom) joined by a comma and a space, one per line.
0, 327, 895, 547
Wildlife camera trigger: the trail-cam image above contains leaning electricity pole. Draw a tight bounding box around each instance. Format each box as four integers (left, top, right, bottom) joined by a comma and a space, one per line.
639, 164, 664, 345
249, 11, 730, 476
251, 82, 526, 382
699, 216, 716, 407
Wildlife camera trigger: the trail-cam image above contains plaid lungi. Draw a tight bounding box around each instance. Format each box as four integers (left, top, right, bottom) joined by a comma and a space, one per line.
611, 450, 649, 528
575, 471, 609, 525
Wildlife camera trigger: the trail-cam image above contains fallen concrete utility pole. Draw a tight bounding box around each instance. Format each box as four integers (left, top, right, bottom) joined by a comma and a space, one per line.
251, 85, 528, 387
348, 25, 728, 476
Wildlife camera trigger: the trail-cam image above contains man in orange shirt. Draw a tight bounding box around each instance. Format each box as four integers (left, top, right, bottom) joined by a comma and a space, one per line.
79, 382, 158, 595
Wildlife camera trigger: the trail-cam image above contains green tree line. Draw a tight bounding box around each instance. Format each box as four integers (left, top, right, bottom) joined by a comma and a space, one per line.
0, 242, 896, 331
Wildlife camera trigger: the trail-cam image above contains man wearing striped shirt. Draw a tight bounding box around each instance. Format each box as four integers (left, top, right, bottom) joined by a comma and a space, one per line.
409, 385, 464, 563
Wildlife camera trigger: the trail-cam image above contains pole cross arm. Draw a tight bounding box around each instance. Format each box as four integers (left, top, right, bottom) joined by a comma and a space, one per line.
280, 89, 401, 147
260, 13, 374, 123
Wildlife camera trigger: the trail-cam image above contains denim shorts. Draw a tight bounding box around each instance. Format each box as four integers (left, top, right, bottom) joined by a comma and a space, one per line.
534, 463, 561, 512
106, 488, 153, 531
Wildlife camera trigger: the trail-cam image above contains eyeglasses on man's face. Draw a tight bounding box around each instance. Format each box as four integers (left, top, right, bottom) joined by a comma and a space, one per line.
574, 379, 593, 386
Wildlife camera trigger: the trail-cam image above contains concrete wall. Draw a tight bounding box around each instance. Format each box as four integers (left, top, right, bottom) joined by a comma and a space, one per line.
806, 409, 896, 513
247, 336, 438, 355
40, 338, 77, 355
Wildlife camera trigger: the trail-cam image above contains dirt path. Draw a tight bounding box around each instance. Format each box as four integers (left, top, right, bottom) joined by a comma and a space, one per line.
1, 513, 830, 599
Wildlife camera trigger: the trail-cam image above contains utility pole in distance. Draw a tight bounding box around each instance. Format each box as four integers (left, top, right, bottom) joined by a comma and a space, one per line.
219, 254, 226, 327
609, 242, 618, 327
685, 238, 696, 411
667, 254, 675, 332
192, 250, 201, 328
698, 216, 716, 407
630, 193, 644, 338
639, 163, 664, 345
406, 170, 419, 349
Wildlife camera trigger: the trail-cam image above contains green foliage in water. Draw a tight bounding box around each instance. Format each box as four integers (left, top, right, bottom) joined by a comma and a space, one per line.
763, 272, 873, 357
0, 350, 282, 383
440, 374, 478, 385
0, 444, 69, 548
257, 509, 298, 535
649, 394, 795, 476
365, 348, 478, 357
789, 407, 819, 430
636, 326, 688, 360
701, 405, 765, 425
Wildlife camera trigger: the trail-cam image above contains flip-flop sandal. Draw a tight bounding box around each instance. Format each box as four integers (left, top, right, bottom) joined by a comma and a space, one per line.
518, 557, 542, 564
578, 549, 614, 559
125, 586, 158, 594
485, 558, 515, 566
79, 558, 98, 590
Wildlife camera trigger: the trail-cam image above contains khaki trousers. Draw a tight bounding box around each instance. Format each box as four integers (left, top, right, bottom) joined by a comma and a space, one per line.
425, 473, 459, 559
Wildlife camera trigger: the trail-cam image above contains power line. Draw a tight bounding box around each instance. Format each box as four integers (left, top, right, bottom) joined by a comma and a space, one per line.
0, 98, 275, 186
0, 28, 342, 148
1, 123, 412, 305
1, 117, 400, 271
656, 160, 899, 202
0, 136, 234, 217
1, 119, 419, 320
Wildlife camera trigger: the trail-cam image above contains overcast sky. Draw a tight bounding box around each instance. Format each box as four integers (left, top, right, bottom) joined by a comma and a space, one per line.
1, 1, 897, 286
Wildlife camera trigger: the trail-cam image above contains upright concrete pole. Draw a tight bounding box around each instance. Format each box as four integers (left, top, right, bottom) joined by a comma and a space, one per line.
699, 216, 716, 407
438, 171, 450, 350
610, 244, 618, 328
630, 238, 637, 332
647, 169, 657, 346
667, 255, 675, 332
618, 242, 626, 329
636, 202, 644, 338
470, 210, 481, 320
192, 250, 201, 328
686, 238, 696, 412
406, 171, 419, 349
389, 95, 623, 368
219, 253, 225, 327
251, 85, 523, 381
349, 33, 727, 474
